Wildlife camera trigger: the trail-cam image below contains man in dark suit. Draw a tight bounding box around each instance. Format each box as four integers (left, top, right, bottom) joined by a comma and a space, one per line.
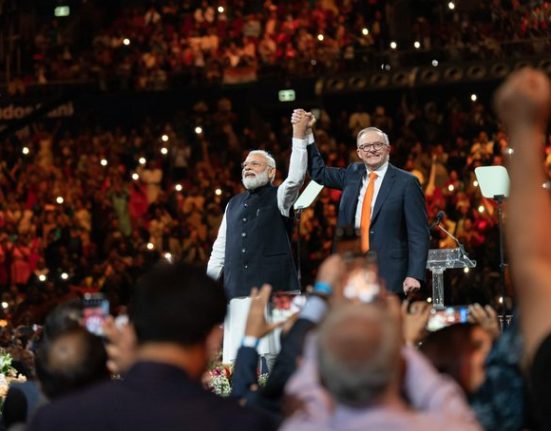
28, 263, 276, 431
302, 118, 429, 295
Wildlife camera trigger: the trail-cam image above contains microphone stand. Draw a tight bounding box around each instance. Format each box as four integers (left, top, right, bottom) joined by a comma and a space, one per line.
437, 223, 476, 267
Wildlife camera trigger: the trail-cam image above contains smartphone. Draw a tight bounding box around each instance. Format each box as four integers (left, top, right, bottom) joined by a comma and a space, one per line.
82, 293, 110, 336
426, 306, 469, 332
269, 292, 306, 323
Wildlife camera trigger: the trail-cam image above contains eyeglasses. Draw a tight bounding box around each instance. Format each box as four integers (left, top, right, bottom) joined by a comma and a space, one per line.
241, 160, 268, 169
358, 142, 386, 152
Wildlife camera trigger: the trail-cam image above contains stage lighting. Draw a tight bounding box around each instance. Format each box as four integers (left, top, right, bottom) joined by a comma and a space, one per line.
161, 134, 169, 142
218, 6, 224, 13
60, 272, 69, 280
123, 38, 131, 46
132, 173, 139, 181
175, 184, 183, 192
414, 41, 421, 49
478, 205, 485, 213
362, 28, 369, 36
390, 41, 397, 50
56, 196, 64, 205
215, 188, 222, 196
470, 94, 477, 102
1, 302, 8, 309
160, 147, 168, 155
448, 2, 455, 10
431, 59, 439, 67
317, 34, 324, 42
146, 242, 155, 250
38, 274, 47, 282
464, 267, 470, 273
100, 158, 108, 166
195, 126, 203, 134
473, 180, 479, 187
22, 146, 30, 155
448, 184, 455, 192
139, 157, 146, 165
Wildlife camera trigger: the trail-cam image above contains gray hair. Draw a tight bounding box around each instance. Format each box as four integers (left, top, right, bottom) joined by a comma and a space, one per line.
317, 304, 401, 407
356, 127, 390, 147
247, 150, 276, 169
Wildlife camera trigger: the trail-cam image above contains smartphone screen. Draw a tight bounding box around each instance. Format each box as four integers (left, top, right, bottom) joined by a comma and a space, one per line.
82, 293, 110, 336
269, 293, 306, 323
426, 306, 469, 332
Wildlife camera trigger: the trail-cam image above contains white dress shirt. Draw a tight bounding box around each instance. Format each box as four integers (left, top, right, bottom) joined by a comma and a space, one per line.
354, 161, 389, 229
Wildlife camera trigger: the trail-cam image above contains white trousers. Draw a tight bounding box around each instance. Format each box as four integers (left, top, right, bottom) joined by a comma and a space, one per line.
222, 297, 281, 363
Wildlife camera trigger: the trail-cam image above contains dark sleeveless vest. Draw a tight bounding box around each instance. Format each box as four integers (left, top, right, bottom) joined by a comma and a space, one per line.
223, 184, 299, 299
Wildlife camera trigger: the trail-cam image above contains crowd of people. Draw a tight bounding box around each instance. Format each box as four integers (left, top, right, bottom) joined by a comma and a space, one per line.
1, 90, 551, 330
6, 0, 551, 92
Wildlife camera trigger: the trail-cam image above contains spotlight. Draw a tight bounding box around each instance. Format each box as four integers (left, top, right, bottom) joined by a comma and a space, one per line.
146, 242, 155, 251
38, 274, 47, 282
448, 1, 455, 10
432, 59, 439, 67
1, 302, 8, 309
414, 41, 421, 49
217, 6, 224, 13
132, 172, 139, 181
448, 184, 455, 192
362, 28, 369, 36
470, 94, 478, 102
138, 157, 146, 165
123, 38, 131, 46
194, 126, 203, 135
56, 196, 64, 205
100, 158, 108, 167
161, 134, 169, 142
317, 34, 324, 42
215, 188, 222, 196
464, 267, 470, 274
60, 272, 69, 280
22, 146, 30, 155
175, 184, 183, 192
160, 147, 168, 155
390, 41, 397, 50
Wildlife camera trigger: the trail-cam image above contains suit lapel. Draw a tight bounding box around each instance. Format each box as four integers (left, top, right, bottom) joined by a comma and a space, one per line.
371, 164, 396, 225
346, 164, 365, 225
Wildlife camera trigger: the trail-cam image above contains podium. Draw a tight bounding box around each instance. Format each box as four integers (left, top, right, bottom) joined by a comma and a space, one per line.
427, 248, 476, 309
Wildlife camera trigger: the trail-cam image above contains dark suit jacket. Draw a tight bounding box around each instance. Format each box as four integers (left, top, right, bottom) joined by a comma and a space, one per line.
28, 361, 276, 431
231, 318, 316, 415
307, 143, 429, 293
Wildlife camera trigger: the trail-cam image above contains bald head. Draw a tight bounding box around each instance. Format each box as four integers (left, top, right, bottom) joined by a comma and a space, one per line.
317, 304, 401, 407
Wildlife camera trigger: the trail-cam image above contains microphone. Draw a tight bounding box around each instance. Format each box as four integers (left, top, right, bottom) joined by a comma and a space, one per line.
435, 214, 476, 267
429, 210, 445, 229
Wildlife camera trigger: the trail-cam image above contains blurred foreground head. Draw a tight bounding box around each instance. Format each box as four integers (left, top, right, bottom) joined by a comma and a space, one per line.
130, 262, 227, 347
36, 327, 109, 399
317, 303, 401, 407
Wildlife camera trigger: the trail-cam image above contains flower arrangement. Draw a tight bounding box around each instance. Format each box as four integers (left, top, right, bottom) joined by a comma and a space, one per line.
0, 349, 26, 400
204, 362, 269, 397
204, 363, 233, 397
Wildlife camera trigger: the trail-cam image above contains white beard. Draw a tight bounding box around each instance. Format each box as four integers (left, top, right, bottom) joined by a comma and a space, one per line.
242, 170, 270, 190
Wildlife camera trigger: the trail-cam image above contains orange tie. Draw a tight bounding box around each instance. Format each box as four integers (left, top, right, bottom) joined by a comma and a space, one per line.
360, 172, 378, 252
